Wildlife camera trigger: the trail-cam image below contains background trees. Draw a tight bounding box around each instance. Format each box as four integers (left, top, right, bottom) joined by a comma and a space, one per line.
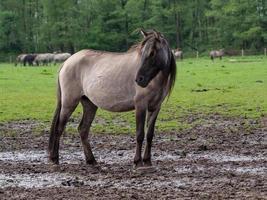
0, 0, 266, 59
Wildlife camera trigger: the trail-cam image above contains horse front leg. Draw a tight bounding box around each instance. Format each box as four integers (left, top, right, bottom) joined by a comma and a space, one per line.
134, 106, 146, 168
143, 109, 160, 167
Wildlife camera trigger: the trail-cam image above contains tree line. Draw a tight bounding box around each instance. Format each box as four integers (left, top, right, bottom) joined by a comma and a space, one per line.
0, 0, 266, 59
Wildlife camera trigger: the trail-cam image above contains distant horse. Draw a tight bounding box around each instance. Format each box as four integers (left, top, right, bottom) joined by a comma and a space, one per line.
23, 54, 37, 66
173, 49, 183, 60
15, 54, 27, 66
210, 49, 224, 61
53, 53, 71, 64
35, 53, 54, 66
48, 29, 176, 171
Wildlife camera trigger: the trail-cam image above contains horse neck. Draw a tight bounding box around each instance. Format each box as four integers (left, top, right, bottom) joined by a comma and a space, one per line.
126, 50, 142, 71
150, 71, 169, 91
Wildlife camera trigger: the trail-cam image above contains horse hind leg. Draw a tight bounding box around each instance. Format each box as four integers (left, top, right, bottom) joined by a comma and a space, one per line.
48, 88, 79, 164
78, 96, 98, 165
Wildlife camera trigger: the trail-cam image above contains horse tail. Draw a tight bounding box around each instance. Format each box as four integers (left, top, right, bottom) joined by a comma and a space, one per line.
166, 52, 177, 99
48, 76, 62, 152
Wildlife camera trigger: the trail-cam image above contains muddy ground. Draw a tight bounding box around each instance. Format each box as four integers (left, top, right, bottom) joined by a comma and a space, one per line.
0, 115, 266, 200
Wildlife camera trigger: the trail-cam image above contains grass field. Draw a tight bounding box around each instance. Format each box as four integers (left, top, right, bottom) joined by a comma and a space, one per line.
1, 56, 267, 133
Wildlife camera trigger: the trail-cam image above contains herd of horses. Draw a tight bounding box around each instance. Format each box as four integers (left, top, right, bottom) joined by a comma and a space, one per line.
15, 53, 71, 66
172, 49, 224, 61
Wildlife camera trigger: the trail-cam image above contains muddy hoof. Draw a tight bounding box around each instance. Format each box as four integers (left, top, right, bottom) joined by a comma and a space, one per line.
92, 164, 101, 171
47, 158, 59, 165
132, 166, 157, 174
49, 163, 61, 172
86, 163, 101, 172
48, 156, 59, 165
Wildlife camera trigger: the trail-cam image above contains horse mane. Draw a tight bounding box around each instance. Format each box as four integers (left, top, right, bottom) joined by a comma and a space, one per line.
86, 31, 161, 55
127, 32, 158, 53
127, 43, 142, 53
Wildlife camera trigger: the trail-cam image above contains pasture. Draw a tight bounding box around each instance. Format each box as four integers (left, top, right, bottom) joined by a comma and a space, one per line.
0, 56, 267, 199
1, 56, 267, 130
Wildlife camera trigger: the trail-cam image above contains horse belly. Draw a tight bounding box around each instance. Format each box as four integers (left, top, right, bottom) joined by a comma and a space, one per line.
84, 76, 135, 112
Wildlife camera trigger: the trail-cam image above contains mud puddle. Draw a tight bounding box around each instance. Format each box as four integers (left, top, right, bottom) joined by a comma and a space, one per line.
0, 173, 76, 188
187, 152, 266, 162
0, 149, 184, 165
2, 148, 265, 166
0, 149, 266, 189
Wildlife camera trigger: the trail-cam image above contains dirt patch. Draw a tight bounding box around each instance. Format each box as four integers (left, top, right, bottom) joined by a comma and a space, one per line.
0, 115, 266, 199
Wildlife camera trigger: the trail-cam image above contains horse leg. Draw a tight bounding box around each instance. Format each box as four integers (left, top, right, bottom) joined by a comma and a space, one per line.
134, 106, 146, 168
48, 99, 79, 164
78, 96, 98, 165
143, 109, 160, 166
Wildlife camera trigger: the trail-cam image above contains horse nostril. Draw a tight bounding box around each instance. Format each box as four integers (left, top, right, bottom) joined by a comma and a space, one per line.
138, 76, 144, 83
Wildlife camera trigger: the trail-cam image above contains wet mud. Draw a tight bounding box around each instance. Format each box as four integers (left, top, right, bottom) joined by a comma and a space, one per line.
0, 115, 266, 199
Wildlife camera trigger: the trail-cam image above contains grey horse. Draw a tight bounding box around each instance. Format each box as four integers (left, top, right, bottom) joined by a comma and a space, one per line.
173, 49, 183, 60
48, 29, 176, 171
35, 53, 54, 66
210, 49, 224, 61
53, 53, 71, 64
15, 54, 27, 66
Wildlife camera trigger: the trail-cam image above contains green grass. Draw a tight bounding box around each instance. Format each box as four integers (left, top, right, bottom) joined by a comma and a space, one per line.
1, 56, 267, 133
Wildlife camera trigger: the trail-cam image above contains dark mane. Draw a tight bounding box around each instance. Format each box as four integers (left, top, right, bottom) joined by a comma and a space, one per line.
86, 31, 163, 55
127, 32, 158, 53
127, 43, 142, 53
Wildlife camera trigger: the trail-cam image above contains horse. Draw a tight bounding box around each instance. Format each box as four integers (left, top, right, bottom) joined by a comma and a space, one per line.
53, 53, 71, 64
48, 29, 176, 171
173, 49, 183, 60
210, 49, 224, 61
35, 53, 54, 66
23, 54, 37, 66
15, 54, 27, 66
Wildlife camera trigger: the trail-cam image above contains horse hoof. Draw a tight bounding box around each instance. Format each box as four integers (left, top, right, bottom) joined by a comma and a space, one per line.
86, 163, 101, 172
48, 158, 59, 165
93, 164, 101, 171
132, 166, 157, 174
48, 162, 61, 171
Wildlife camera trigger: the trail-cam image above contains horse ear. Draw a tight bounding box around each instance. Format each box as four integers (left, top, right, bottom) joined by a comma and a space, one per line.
140, 29, 148, 38
152, 29, 160, 39
155, 32, 160, 39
